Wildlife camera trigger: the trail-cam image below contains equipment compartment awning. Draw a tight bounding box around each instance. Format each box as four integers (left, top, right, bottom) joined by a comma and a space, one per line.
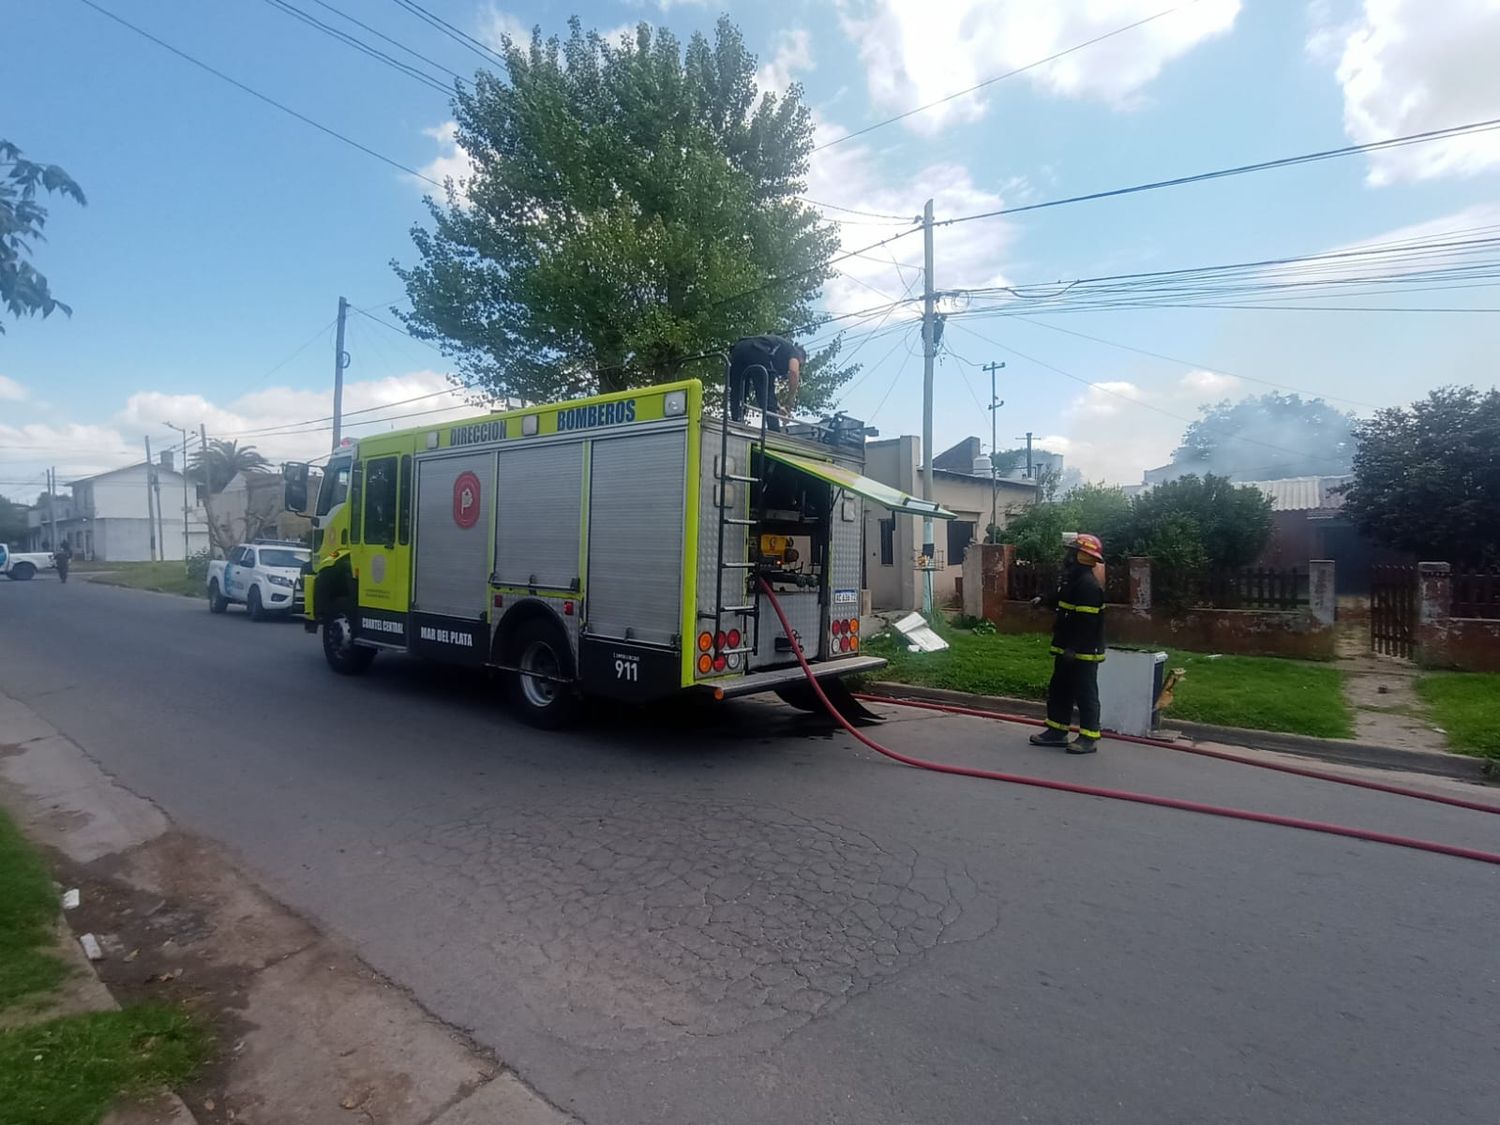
763, 449, 957, 519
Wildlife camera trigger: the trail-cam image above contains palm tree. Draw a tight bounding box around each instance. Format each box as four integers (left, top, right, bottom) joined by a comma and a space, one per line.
190, 439, 271, 494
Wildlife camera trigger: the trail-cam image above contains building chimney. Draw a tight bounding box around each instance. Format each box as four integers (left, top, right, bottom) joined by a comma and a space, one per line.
159, 450, 174, 471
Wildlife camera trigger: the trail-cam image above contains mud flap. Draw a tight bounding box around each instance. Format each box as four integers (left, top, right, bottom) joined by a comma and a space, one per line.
774, 677, 886, 726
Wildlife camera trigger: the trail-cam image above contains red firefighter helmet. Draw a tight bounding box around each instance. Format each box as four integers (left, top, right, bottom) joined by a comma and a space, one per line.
1072, 533, 1104, 564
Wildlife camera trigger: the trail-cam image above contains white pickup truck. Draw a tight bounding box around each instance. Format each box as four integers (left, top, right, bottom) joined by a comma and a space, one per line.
206, 540, 309, 620
0, 544, 57, 581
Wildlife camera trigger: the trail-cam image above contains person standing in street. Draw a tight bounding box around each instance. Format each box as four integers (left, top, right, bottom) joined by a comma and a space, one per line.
53, 540, 72, 584
1028, 533, 1106, 754
727, 335, 804, 431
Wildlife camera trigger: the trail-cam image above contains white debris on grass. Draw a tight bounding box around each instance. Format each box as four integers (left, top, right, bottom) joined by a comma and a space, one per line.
61, 888, 80, 910
79, 932, 104, 961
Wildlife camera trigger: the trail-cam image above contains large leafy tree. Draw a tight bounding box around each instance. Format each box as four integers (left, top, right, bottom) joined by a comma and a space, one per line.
0, 494, 28, 544
396, 17, 850, 407
2, 141, 86, 333
1343, 386, 1500, 564
191, 439, 271, 494
1129, 474, 1272, 571
1173, 392, 1357, 480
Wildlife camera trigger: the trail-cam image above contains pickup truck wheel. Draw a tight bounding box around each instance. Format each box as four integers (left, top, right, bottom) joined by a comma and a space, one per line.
506, 618, 580, 729
247, 586, 268, 622
323, 598, 376, 675
208, 580, 228, 613
8, 562, 35, 581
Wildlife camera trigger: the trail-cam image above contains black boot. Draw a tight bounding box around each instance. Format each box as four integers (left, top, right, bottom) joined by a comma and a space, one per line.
1066, 736, 1098, 755
1029, 728, 1069, 746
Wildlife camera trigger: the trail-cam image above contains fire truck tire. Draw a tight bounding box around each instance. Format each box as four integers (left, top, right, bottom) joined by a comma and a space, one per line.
323, 598, 376, 675
506, 618, 579, 729
207, 580, 228, 613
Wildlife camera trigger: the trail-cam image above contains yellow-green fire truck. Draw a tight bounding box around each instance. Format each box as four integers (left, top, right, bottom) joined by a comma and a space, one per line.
282, 378, 953, 726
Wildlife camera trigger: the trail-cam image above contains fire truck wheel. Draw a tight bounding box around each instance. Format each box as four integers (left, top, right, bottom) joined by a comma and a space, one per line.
323, 598, 376, 675
507, 618, 579, 728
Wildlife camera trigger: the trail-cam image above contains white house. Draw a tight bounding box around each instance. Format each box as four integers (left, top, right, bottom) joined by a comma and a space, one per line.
27, 455, 210, 561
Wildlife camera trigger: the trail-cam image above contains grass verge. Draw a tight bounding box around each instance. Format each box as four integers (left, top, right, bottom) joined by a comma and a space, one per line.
0, 810, 69, 1011
0, 1007, 208, 1125
86, 561, 200, 598
1415, 672, 1500, 758
1, 809, 210, 1123
868, 625, 1355, 740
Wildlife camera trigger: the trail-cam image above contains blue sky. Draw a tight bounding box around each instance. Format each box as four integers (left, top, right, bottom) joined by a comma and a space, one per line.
4, 0, 1499, 500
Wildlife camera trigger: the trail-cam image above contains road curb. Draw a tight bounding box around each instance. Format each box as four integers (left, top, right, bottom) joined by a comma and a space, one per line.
863, 681, 1496, 784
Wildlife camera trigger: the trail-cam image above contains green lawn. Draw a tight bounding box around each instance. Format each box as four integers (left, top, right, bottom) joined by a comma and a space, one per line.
867, 625, 1355, 739
85, 561, 201, 598
0, 809, 209, 1124
1415, 672, 1500, 759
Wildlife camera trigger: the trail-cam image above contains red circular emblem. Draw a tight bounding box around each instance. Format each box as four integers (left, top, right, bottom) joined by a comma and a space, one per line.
452, 470, 482, 529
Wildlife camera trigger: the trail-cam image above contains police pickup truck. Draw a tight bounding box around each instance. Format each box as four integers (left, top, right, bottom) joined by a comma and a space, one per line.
0, 544, 57, 581
206, 540, 309, 620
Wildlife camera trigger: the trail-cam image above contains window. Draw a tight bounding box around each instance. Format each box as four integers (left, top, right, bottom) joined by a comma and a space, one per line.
259, 549, 306, 568
363, 457, 398, 547
232, 547, 254, 566
315, 460, 350, 517
398, 455, 412, 545
349, 462, 364, 544
878, 519, 895, 566
947, 520, 976, 567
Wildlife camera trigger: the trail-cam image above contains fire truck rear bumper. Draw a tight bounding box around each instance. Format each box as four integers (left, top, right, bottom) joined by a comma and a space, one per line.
707, 655, 887, 698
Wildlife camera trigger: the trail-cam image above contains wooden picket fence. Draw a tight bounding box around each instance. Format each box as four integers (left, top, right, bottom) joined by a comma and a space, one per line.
1196, 566, 1308, 610
1370, 564, 1417, 659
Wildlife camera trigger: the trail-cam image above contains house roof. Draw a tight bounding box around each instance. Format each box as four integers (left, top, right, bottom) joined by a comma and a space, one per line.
66, 461, 185, 487
1240, 475, 1352, 512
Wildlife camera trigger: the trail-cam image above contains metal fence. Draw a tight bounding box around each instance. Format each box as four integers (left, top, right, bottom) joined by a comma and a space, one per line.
1452, 568, 1500, 619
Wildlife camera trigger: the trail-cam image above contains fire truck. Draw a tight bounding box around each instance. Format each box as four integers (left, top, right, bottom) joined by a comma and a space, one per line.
282, 377, 953, 727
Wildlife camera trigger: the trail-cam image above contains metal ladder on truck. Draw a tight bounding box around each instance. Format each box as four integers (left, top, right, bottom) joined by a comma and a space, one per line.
708, 358, 772, 666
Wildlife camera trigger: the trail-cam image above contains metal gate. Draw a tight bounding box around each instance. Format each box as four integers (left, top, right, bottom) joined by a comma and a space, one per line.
1370, 564, 1416, 659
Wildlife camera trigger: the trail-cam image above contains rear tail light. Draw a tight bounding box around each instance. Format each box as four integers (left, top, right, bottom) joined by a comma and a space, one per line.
698, 653, 713, 674
849, 618, 859, 634
849, 635, 859, 651
727, 628, 742, 648
713, 655, 728, 672
839, 636, 850, 653
715, 630, 727, 649
698, 632, 713, 652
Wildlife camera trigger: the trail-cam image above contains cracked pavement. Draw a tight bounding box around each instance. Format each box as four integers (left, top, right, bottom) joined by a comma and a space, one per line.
2, 579, 1498, 1125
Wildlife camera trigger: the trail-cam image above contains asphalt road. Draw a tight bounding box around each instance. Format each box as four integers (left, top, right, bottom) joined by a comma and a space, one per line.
3, 577, 1498, 1125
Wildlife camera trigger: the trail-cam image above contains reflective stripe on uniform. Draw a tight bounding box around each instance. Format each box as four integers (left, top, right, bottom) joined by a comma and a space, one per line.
1045, 719, 1069, 731
1057, 600, 1102, 614
1049, 645, 1064, 655
1075, 652, 1106, 662
1079, 728, 1102, 739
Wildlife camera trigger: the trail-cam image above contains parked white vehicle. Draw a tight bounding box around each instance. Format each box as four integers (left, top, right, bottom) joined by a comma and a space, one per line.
0, 543, 58, 581
206, 540, 309, 620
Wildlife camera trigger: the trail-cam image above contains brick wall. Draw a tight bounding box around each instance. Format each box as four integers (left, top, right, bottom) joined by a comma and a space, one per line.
1416, 563, 1500, 673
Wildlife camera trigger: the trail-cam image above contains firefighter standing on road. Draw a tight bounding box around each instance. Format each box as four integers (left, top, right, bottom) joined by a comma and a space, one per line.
1029, 533, 1107, 754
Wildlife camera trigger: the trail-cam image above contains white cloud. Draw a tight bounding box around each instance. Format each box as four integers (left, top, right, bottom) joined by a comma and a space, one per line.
807, 115, 1018, 321
756, 29, 813, 95
477, 4, 531, 50
1319, 0, 1500, 184
1068, 380, 1147, 418
0, 375, 27, 402
0, 371, 491, 502
417, 121, 478, 195
834, 0, 1241, 134
1179, 369, 1240, 397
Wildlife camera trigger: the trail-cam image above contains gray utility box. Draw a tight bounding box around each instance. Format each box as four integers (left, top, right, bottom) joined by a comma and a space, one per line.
1098, 647, 1168, 736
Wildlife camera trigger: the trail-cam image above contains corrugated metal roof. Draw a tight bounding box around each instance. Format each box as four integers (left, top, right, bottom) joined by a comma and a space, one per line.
1240, 475, 1351, 512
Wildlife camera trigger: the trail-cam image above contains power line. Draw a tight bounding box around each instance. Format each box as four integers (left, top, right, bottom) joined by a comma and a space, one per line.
798, 197, 917, 222
76, 0, 444, 188
257, 0, 454, 93
388, 0, 506, 68
935, 116, 1500, 231
813, 2, 1194, 152
300, 0, 465, 81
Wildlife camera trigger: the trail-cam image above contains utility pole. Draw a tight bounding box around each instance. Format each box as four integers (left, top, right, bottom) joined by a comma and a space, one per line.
200, 423, 218, 558
143, 437, 159, 560
46, 468, 57, 553
165, 422, 192, 569
983, 361, 1005, 540
332, 296, 350, 451
920, 198, 936, 617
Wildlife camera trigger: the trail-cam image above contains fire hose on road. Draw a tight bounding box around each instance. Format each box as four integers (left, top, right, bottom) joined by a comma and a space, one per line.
756, 580, 1500, 868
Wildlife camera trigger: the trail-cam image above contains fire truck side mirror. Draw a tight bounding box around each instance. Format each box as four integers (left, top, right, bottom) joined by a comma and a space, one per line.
283, 462, 310, 514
